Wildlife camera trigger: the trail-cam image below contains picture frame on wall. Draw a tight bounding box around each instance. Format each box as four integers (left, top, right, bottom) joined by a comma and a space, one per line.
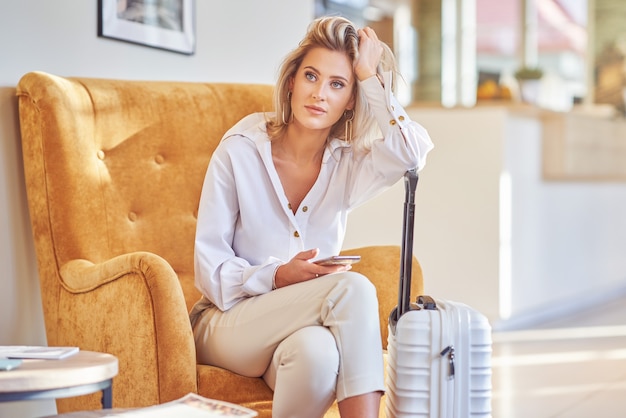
98, 0, 195, 55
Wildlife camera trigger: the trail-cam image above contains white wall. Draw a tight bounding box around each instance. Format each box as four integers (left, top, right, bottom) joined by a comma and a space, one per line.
345, 105, 626, 330
0, 1, 313, 416
504, 114, 626, 327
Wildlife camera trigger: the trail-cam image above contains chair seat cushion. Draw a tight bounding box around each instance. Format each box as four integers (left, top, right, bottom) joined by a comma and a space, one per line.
197, 364, 273, 417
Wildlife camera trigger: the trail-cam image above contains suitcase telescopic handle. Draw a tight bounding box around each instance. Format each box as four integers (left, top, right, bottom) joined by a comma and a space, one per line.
398, 169, 419, 318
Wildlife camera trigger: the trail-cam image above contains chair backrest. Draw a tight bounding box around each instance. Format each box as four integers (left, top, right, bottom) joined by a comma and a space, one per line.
17, 72, 274, 319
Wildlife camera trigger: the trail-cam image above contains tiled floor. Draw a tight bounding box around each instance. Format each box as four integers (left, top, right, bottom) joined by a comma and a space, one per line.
492, 296, 626, 417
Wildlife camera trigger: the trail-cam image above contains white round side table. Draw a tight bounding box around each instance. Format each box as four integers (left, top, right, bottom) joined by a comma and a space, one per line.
0, 351, 118, 408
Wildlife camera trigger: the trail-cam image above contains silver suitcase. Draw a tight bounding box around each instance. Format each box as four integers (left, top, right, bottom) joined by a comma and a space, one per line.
385, 170, 492, 417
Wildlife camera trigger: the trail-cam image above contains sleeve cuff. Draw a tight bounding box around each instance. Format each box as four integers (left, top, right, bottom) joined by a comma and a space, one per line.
271, 262, 281, 290
360, 71, 412, 134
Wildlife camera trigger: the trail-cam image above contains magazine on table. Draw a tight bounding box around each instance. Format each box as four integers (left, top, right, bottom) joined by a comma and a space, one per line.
0, 345, 79, 360
106, 393, 258, 417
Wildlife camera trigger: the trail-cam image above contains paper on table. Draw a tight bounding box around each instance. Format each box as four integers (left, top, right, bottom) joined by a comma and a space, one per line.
106, 393, 258, 417
0, 346, 79, 360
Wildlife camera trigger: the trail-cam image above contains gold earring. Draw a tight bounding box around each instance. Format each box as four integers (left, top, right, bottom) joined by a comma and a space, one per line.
344, 109, 354, 142
282, 91, 293, 125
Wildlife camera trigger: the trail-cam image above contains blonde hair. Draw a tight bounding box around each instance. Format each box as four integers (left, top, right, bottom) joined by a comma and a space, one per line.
266, 16, 398, 150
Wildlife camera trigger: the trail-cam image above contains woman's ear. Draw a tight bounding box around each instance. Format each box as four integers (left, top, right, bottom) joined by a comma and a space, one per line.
347, 96, 356, 111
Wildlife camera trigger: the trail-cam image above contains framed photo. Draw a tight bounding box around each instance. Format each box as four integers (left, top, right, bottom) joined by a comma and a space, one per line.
98, 0, 195, 55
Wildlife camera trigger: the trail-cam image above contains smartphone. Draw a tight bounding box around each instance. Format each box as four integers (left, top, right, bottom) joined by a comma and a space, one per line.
313, 255, 361, 266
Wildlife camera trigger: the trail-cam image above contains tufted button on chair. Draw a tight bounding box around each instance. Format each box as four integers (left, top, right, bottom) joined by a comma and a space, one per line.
16, 71, 423, 417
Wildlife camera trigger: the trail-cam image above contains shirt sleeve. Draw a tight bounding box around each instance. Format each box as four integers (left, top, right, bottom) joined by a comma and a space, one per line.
345, 71, 434, 209
194, 138, 282, 312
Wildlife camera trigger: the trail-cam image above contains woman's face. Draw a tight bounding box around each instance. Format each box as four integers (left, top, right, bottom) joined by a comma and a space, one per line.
289, 47, 355, 135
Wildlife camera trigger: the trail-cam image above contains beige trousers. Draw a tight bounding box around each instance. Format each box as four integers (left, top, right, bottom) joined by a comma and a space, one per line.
192, 272, 385, 418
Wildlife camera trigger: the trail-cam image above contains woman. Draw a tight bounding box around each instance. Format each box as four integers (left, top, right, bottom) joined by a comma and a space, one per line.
190, 16, 434, 418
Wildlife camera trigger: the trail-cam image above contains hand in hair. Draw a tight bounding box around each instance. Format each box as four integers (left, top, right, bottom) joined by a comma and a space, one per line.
354, 27, 384, 82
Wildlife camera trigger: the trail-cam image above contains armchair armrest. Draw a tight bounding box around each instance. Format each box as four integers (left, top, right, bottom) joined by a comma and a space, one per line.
340, 246, 423, 349
56, 252, 197, 409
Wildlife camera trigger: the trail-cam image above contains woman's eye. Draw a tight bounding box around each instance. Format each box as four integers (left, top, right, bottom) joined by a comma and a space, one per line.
305, 72, 317, 82
331, 81, 345, 89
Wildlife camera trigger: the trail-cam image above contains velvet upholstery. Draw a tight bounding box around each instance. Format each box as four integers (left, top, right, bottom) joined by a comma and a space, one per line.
16, 71, 423, 417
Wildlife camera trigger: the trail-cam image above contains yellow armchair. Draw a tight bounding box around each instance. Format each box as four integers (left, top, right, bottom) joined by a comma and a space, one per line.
16, 71, 423, 417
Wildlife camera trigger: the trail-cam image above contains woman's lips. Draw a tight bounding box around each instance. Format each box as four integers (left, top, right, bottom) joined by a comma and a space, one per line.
305, 105, 326, 115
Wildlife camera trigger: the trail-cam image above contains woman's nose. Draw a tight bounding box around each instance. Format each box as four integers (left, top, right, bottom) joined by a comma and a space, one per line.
312, 86, 326, 101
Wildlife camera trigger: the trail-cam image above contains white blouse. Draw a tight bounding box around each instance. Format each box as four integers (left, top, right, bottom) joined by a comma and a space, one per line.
193, 73, 434, 312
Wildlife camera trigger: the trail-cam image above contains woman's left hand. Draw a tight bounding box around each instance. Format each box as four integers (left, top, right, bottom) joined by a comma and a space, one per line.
354, 27, 383, 82
273, 249, 352, 289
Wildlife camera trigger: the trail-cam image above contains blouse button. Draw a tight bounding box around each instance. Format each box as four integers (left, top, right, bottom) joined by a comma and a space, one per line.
399, 116, 405, 121
293, 231, 300, 238
302, 206, 308, 212
389, 120, 397, 126
288, 203, 292, 210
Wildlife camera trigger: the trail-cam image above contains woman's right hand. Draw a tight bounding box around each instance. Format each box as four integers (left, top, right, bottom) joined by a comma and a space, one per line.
273, 248, 352, 289
354, 27, 383, 82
